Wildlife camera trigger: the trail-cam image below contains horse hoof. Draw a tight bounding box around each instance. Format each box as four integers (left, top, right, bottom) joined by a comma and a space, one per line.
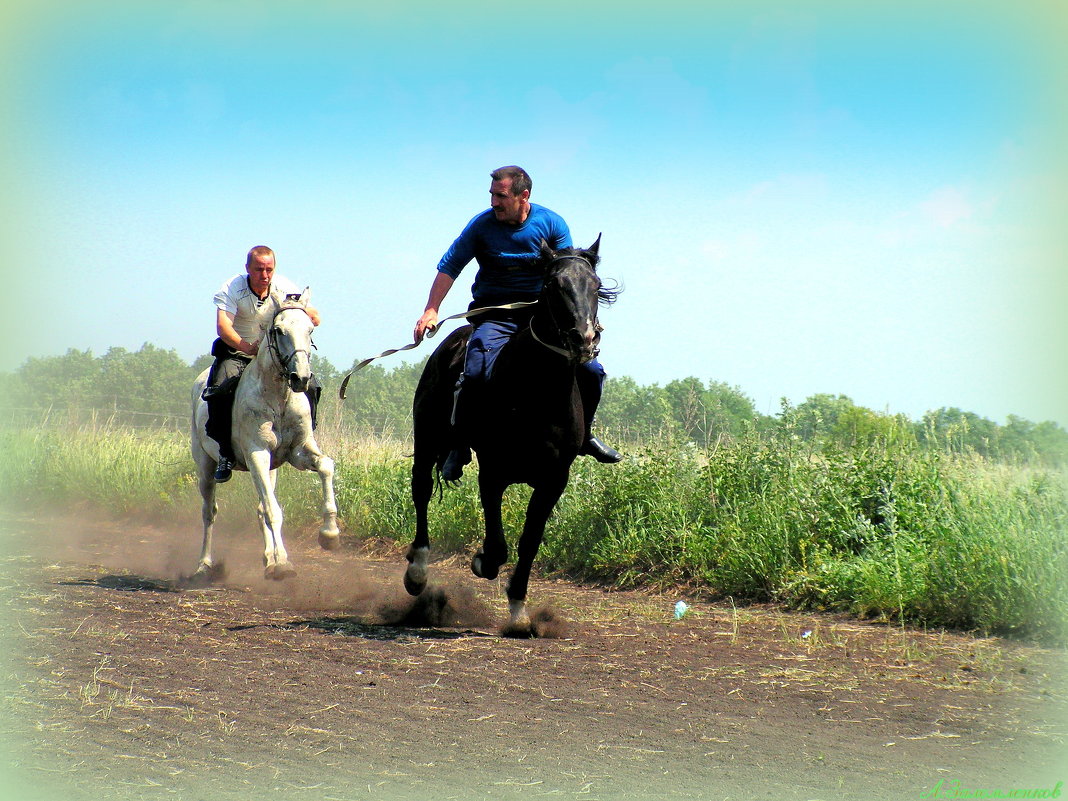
403, 566, 426, 597
471, 551, 500, 581
502, 619, 536, 639
265, 563, 296, 580
186, 562, 226, 588
502, 599, 535, 638
318, 530, 340, 551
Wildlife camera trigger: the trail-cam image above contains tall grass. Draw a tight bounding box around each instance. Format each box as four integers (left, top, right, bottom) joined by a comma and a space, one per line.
1, 419, 1065, 643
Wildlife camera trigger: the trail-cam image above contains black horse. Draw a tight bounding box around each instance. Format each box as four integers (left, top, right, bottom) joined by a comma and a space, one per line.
404, 236, 618, 635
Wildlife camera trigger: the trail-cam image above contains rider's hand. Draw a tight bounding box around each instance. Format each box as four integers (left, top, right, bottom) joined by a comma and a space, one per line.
246, 339, 260, 356
414, 310, 438, 344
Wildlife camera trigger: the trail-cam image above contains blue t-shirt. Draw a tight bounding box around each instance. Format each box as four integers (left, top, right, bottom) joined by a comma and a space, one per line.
437, 203, 572, 303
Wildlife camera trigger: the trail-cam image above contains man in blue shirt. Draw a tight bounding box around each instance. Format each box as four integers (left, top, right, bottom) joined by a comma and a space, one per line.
413, 165, 621, 481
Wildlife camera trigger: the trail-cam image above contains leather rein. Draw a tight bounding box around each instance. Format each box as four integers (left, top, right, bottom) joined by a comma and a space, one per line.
265, 304, 316, 385
338, 254, 601, 400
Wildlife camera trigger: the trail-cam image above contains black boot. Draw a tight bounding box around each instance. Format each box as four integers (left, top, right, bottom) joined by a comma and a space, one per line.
581, 435, 622, 463
441, 447, 471, 482
441, 376, 475, 482
575, 363, 620, 464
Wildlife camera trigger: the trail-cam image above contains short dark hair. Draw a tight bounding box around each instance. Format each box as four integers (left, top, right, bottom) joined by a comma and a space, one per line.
246, 245, 275, 267
490, 165, 531, 196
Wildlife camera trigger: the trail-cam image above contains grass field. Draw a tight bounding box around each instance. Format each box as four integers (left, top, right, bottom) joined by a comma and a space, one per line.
1, 419, 1065, 643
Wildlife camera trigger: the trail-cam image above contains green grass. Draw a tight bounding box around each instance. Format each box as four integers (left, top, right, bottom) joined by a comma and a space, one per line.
1, 420, 1065, 643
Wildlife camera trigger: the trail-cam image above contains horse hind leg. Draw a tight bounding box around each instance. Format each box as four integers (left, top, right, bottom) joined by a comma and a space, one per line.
404, 450, 435, 596
190, 458, 223, 585
472, 474, 508, 581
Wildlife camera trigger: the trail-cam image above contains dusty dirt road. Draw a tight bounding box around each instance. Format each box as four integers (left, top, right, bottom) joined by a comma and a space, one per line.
1, 507, 1065, 801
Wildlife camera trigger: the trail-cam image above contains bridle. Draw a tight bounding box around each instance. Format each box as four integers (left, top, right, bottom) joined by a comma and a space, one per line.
528, 255, 601, 363
265, 305, 315, 385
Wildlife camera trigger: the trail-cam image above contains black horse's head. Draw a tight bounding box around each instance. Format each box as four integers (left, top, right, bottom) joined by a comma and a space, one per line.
535, 234, 620, 364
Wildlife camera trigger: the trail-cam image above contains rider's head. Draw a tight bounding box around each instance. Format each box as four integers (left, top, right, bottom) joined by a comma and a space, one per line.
489, 166, 532, 225
245, 246, 276, 297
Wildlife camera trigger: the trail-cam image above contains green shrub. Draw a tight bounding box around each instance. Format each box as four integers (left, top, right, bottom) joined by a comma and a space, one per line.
2, 421, 1065, 643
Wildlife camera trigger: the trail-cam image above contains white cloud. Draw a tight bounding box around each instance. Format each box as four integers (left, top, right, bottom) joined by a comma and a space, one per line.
918, 186, 973, 228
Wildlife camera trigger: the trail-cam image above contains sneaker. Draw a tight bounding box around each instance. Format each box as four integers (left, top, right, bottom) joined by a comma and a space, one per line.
214, 457, 234, 483
581, 436, 622, 464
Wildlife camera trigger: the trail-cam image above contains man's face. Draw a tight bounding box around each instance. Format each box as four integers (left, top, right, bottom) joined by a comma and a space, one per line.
489, 178, 529, 225
246, 253, 275, 296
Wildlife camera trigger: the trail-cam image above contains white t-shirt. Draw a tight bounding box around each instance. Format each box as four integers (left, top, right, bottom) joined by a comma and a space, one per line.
214, 273, 301, 343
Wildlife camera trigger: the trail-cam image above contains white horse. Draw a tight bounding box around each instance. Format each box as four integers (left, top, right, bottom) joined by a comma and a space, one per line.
190, 288, 340, 581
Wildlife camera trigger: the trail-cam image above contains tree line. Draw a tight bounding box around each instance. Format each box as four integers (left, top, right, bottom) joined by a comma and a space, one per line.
4, 343, 1067, 467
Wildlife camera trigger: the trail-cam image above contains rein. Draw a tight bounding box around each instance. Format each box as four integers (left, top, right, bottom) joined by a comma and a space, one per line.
338, 254, 600, 400
527, 319, 572, 359
338, 300, 538, 400
526, 254, 600, 362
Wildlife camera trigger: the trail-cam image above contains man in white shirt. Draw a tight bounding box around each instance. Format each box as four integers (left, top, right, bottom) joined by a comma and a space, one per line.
203, 245, 321, 482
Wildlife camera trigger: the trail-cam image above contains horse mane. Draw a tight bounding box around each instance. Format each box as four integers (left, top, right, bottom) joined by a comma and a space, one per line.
597, 278, 622, 308
542, 246, 622, 308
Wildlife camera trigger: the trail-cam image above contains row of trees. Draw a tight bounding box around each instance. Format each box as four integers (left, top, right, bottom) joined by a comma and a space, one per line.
5, 343, 1068, 466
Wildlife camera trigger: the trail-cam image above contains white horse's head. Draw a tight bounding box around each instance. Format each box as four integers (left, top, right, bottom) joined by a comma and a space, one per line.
261, 287, 315, 392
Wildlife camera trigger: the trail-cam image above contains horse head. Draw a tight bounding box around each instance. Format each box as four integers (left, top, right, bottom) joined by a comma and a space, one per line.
263, 287, 316, 392
535, 235, 618, 364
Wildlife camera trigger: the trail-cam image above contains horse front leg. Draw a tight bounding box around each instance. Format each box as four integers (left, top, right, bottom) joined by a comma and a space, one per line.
472, 472, 508, 581
404, 451, 435, 596
311, 451, 340, 550
248, 451, 294, 580
506, 474, 567, 634
289, 443, 340, 550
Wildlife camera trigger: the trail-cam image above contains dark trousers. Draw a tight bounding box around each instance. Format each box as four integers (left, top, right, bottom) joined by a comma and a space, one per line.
203, 350, 252, 461
459, 316, 606, 434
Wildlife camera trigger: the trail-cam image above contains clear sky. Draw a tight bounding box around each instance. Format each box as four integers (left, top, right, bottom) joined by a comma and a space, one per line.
2, 0, 1066, 424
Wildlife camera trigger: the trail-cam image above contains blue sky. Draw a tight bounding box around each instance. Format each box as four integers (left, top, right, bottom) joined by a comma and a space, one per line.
2, 0, 1066, 424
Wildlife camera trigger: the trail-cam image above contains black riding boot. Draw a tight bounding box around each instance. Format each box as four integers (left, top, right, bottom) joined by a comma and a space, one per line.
576, 365, 622, 463
441, 378, 472, 482
203, 377, 239, 483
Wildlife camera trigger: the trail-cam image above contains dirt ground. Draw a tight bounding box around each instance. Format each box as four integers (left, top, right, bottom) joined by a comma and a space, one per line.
1, 506, 1065, 801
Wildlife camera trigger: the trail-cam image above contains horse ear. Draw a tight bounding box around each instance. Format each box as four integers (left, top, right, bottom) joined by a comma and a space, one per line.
299, 286, 311, 305
538, 238, 554, 260
588, 233, 601, 257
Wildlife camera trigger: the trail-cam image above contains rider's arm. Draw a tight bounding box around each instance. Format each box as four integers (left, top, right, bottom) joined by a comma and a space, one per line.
414, 272, 455, 343
217, 309, 259, 356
